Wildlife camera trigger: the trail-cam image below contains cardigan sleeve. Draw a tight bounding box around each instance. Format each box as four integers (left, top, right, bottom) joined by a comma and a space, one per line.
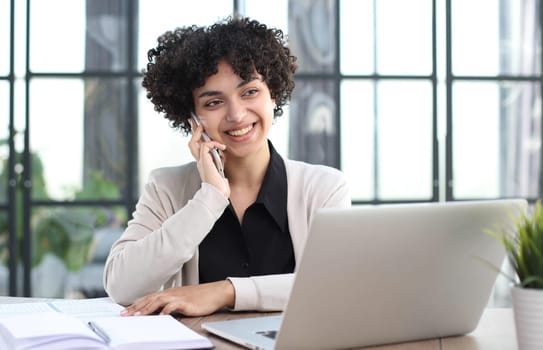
103, 170, 229, 305
228, 274, 294, 311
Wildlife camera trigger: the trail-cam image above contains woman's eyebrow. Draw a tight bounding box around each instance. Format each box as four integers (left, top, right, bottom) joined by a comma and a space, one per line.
196, 76, 261, 99
197, 90, 221, 98
236, 76, 260, 89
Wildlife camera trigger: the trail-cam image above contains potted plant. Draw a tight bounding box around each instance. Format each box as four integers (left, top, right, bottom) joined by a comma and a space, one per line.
488, 200, 543, 350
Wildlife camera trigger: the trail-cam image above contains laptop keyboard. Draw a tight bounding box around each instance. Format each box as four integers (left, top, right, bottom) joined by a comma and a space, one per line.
256, 330, 277, 340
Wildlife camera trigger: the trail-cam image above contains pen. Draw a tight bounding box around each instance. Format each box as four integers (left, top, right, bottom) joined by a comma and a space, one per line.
88, 321, 111, 344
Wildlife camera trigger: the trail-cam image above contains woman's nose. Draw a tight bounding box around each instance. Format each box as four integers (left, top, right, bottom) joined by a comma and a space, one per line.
226, 100, 246, 122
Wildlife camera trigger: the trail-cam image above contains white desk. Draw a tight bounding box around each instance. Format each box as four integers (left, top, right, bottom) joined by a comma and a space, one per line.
441, 308, 517, 350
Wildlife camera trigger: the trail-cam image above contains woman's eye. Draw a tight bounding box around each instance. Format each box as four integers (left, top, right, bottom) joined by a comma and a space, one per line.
205, 99, 222, 107
243, 88, 259, 97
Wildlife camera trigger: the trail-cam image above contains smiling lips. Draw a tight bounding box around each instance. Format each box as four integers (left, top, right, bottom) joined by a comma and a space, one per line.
227, 123, 254, 137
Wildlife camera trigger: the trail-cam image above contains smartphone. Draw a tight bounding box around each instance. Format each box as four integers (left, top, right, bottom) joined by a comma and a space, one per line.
190, 111, 225, 177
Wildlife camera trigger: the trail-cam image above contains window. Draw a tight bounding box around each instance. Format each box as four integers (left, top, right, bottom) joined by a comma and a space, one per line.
2, 0, 242, 298
1, 0, 541, 299
450, 0, 541, 200
290, 0, 541, 203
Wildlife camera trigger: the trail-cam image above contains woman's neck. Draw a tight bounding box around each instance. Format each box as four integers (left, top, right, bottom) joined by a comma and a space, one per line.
225, 143, 270, 189
225, 144, 271, 223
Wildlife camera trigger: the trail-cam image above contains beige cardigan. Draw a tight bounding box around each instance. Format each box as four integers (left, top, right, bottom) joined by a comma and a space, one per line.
103, 159, 351, 310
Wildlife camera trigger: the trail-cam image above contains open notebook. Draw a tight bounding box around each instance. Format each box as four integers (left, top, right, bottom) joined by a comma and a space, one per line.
0, 312, 212, 350
203, 199, 527, 350
0, 298, 212, 350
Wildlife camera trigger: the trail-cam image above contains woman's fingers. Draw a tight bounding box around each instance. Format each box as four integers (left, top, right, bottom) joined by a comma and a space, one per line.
188, 124, 226, 162
186, 123, 229, 197
121, 282, 233, 317
188, 123, 203, 159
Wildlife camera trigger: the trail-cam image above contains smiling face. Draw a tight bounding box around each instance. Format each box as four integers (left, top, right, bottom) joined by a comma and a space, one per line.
192, 61, 275, 163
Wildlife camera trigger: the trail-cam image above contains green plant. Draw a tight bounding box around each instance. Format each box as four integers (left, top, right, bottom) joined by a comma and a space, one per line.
0, 149, 51, 267
31, 171, 126, 271
32, 209, 95, 271
0, 147, 125, 272
487, 200, 543, 289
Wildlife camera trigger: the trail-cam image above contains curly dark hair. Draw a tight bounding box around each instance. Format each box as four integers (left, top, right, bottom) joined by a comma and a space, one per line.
142, 16, 298, 134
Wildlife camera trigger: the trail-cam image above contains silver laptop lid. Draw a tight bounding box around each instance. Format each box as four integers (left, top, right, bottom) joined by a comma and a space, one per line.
275, 199, 526, 349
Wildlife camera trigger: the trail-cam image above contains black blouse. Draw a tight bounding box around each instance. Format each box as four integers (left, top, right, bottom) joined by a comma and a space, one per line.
198, 141, 295, 283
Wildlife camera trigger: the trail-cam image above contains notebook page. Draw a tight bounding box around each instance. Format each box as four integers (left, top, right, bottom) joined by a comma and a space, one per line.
49, 298, 125, 319
90, 314, 213, 350
0, 298, 124, 320
0, 302, 55, 318
0, 312, 106, 350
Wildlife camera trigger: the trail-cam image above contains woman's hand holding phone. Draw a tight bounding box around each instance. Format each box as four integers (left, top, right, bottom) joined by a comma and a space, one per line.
188, 116, 230, 198
191, 113, 225, 177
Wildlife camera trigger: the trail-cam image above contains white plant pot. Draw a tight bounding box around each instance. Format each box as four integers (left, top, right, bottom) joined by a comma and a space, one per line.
511, 285, 543, 350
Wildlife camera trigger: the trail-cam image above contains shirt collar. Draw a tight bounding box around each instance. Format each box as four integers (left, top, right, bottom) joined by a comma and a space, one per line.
255, 140, 288, 232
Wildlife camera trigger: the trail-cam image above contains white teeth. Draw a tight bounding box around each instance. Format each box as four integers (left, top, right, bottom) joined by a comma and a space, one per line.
228, 124, 253, 136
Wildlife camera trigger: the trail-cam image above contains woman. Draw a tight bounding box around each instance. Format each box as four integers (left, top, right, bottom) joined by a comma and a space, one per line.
103, 16, 351, 317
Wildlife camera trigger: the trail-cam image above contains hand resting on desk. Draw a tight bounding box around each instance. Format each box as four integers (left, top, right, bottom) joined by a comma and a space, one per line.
120, 280, 235, 317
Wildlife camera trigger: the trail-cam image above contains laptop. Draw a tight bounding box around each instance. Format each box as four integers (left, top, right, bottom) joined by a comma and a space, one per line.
202, 199, 527, 350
